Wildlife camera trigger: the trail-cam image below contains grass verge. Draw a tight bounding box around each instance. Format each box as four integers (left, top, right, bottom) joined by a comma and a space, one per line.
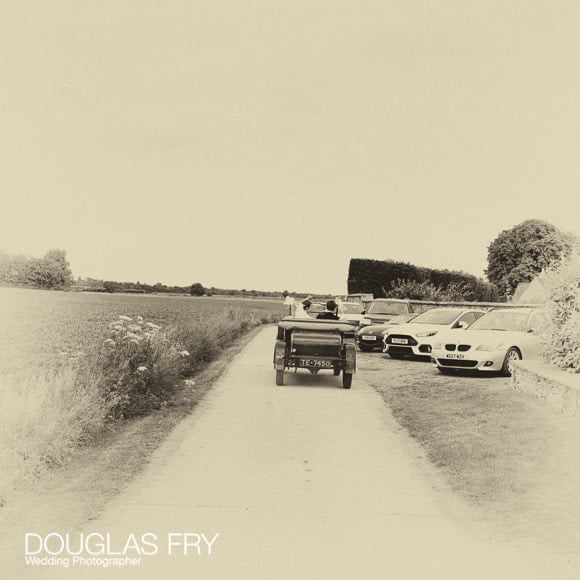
0, 309, 279, 504
364, 357, 580, 556
0, 325, 266, 577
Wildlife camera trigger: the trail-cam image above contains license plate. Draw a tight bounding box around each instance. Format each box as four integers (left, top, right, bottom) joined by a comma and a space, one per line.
362, 336, 376, 341
391, 338, 408, 345
299, 359, 333, 368
446, 353, 465, 359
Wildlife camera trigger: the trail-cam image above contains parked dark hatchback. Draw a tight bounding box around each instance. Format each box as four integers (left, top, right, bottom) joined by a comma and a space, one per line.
360, 299, 413, 327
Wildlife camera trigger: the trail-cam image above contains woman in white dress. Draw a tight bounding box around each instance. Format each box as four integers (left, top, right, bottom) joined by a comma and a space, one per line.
294, 297, 313, 318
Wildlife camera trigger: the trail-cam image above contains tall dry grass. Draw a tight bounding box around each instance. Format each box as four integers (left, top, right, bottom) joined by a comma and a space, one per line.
0, 308, 280, 503
0, 364, 111, 501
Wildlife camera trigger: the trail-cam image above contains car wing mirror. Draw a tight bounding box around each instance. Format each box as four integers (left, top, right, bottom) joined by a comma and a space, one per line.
361, 310, 365, 315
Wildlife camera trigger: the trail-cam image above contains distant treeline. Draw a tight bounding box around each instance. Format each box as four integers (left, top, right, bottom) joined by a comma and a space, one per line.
0, 250, 73, 289
0, 248, 331, 299
347, 258, 500, 302
77, 278, 190, 294
76, 278, 327, 299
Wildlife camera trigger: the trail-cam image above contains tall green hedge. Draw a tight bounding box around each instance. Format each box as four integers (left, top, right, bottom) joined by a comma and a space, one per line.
347, 258, 499, 302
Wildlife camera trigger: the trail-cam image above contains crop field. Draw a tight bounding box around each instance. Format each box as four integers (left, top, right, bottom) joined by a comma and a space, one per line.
0, 288, 286, 376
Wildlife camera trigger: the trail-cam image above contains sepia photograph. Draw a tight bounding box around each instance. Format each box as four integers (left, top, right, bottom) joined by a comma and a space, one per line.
1, 1, 580, 578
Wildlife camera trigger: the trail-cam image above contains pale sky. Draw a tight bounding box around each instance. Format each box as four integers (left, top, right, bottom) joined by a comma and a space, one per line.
1, 1, 580, 294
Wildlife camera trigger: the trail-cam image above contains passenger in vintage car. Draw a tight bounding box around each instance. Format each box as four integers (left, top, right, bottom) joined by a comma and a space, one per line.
316, 300, 340, 320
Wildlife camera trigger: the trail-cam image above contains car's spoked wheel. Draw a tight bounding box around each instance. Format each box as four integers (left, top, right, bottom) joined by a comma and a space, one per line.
342, 373, 353, 389
501, 348, 521, 377
275, 370, 284, 385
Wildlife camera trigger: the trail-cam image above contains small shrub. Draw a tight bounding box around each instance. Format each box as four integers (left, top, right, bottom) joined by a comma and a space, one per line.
542, 258, 580, 372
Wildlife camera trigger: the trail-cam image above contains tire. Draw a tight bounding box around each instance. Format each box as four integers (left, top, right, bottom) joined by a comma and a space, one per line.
342, 373, 353, 389
501, 347, 521, 377
359, 345, 373, 352
275, 369, 284, 385
333, 367, 341, 376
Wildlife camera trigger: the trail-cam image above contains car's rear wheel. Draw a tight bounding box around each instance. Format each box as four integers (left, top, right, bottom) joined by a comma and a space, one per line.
275, 370, 284, 385
342, 372, 353, 389
501, 347, 521, 377
359, 344, 373, 352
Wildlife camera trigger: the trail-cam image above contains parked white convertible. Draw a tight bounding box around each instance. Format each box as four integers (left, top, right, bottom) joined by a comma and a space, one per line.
431, 307, 551, 376
383, 308, 485, 358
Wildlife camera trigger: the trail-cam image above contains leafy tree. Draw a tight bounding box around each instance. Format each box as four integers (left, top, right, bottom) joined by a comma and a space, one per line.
190, 282, 205, 296
42, 250, 73, 288
486, 220, 572, 298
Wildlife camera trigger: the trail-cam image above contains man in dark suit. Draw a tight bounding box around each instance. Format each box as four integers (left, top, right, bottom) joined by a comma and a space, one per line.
316, 300, 339, 320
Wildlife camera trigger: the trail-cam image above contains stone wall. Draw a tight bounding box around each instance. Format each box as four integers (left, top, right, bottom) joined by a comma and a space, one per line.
511, 360, 580, 418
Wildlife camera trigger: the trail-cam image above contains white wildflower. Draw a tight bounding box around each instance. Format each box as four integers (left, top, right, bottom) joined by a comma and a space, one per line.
146, 322, 161, 330
179, 350, 190, 357
184, 379, 196, 388
137, 316, 144, 323
119, 315, 133, 321
137, 366, 148, 373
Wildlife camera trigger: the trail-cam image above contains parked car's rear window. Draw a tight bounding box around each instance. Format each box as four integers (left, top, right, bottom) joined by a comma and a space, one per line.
469, 311, 530, 332
340, 303, 363, 314
409, 309, 461, 325
366, 301, 409, 315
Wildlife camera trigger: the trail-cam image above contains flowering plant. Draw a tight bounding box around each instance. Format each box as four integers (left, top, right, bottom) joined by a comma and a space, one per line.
101, 315, 189, 418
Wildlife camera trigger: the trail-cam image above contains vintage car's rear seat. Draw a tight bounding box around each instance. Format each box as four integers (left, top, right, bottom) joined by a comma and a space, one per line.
277, 317, 355, 333
290, 331, 342, 358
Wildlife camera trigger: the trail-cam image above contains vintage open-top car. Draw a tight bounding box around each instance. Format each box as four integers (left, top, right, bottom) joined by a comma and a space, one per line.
273, 317, 357, 388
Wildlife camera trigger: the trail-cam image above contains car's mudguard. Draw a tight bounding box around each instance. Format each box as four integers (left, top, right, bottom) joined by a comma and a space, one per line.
273, 340, 286, 370
344, 343, 356, 373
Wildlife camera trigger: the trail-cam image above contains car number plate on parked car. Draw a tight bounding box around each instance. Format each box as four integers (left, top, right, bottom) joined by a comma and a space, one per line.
446, 353, 465, 359
299, 359, 333, 368
391, 338, 408, 345
361, 336, 376, 341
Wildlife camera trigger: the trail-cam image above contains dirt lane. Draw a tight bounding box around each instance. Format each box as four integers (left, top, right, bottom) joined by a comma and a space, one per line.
26, 327, 577, 579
